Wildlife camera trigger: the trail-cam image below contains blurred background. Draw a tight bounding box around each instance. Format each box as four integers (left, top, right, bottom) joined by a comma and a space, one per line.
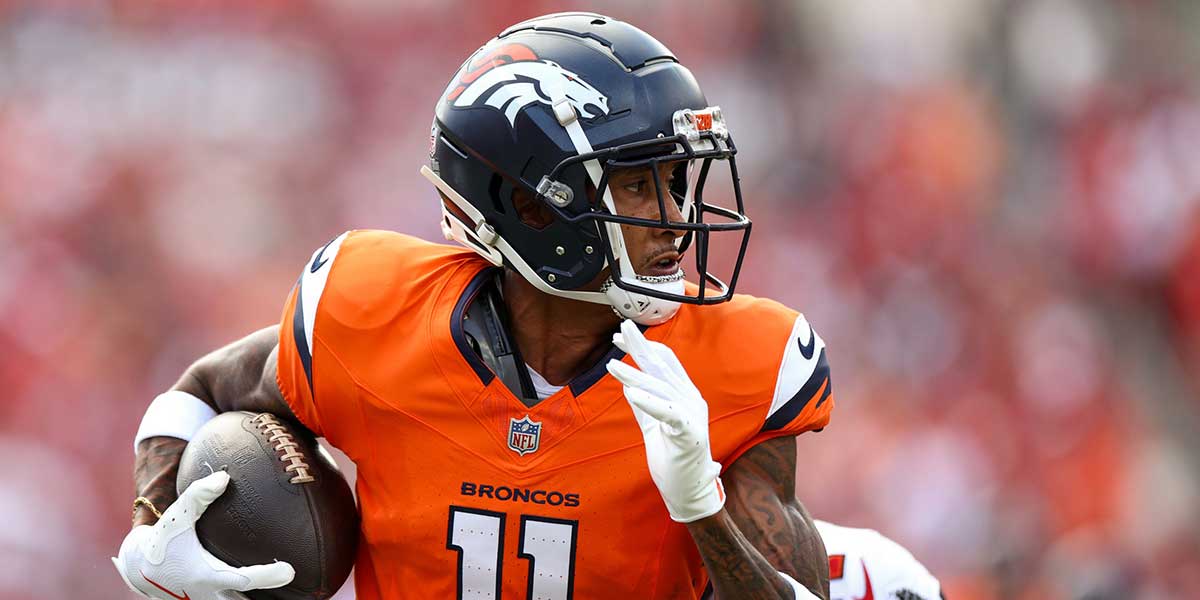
2, 0, 1199, 598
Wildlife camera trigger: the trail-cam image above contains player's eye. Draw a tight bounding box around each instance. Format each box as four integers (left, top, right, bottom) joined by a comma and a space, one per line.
622, 180, 646, 194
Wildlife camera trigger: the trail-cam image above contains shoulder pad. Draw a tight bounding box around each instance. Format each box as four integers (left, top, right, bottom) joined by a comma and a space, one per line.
763, 314, 830, 431
294, 231, 350, 365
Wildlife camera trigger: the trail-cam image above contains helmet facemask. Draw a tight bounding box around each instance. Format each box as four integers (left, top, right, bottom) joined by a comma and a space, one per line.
423, 106, 751, 325
536, 107, 752, 320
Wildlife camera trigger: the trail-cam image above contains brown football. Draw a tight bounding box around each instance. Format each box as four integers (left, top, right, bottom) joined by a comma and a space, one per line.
177, 411, 358, 600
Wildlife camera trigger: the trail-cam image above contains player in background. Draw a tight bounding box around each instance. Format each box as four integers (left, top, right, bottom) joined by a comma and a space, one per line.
697, 520, 944, 600
816, 520, 944, 600
112, 13, 836, 600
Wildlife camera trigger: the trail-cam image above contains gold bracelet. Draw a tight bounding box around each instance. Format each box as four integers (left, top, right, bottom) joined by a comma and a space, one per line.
132, 496, 163, 523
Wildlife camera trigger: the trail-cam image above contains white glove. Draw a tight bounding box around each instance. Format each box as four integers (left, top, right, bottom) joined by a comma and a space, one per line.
112, 470, 296, 600
606, 319, 725, 523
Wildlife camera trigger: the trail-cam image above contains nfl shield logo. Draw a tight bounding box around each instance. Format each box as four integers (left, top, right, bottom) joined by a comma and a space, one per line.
508, 416, 542, 456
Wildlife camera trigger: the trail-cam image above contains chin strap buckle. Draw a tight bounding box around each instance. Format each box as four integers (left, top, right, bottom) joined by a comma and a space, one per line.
552, 98, 578, 126
475, 222, 499, 245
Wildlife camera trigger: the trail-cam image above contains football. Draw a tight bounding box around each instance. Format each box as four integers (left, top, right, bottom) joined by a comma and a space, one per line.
177, 411, 358, 600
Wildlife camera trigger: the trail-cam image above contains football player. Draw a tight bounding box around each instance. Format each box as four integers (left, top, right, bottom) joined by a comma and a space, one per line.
816, 520, 944, 600
113, 13, 836, 600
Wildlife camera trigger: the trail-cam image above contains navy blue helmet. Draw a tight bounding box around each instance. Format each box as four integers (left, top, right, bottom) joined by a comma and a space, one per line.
421, 12, 750, 324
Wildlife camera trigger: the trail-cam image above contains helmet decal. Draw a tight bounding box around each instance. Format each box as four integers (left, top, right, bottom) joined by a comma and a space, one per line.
447, 43, 610, 127
445, 43, 539, 101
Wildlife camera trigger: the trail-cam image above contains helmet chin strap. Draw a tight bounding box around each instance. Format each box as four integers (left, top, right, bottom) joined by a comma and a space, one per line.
600, 188, 683, 325
603, 272, 683, 325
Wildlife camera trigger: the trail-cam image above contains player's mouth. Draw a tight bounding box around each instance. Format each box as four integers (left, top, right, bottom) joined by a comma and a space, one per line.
641, 250, 683, 278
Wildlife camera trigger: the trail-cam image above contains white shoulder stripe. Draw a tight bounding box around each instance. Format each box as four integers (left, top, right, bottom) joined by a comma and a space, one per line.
767, 314, 827, 421
300, 231, 349, 357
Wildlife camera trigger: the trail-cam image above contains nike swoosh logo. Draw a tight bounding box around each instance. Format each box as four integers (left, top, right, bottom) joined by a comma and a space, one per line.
310, 240, 333, 273
140, 570, 191, 600
797, 323, 815, 360
855, 562, 874, 600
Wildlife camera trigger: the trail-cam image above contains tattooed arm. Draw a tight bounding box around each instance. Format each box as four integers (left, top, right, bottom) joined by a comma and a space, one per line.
687, 435, 829, 600
131, 326, 296, 527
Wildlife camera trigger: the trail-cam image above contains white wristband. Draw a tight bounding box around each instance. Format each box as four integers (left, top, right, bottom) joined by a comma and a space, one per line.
133, 390, 218, 454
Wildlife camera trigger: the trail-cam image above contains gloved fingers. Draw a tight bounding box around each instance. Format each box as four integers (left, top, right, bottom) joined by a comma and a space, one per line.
615, 321, 699, 394
197, 547, 294, 591
613, 330, 661, 358
616, 318, 644, 349
650, 343, 703, 397
606, 359, 653, 388
621, 386, 661, 433
167, 470, 231, 527
612, 332, 629, 354
607, 361, 682, 408
222, 561, 296, 592
621, 382, 684, 431
616, 320, 674, 377
625, 390, 681, 435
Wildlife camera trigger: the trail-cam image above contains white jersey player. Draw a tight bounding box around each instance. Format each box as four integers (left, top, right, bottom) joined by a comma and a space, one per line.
815, 520, 944, 600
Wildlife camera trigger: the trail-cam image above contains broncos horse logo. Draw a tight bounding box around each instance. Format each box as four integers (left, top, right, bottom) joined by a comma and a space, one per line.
446, 43, 610, 127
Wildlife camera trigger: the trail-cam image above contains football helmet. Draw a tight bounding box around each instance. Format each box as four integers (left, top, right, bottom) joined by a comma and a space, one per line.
422, 12, 751, 325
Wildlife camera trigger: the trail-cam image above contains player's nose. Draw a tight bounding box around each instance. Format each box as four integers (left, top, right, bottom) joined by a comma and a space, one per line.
649, 195, 686, 240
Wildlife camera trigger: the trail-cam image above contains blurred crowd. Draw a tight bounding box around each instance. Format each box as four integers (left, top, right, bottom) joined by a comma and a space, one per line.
1, 1, 1198, 598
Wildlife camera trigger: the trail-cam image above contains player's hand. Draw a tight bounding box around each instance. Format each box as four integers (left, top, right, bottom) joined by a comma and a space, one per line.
112, 470, 295, 600
606, 319, 725, 523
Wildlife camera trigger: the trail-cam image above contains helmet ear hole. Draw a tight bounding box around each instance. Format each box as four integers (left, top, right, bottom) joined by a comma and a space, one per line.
513, 187, 554, 230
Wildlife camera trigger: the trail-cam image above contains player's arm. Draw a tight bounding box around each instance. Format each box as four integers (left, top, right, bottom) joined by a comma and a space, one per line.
687, 436, 828, 599
607, 320, 829, 599
132, 325, 293, 527
117, 235, 348, 599
116, 326, 298, 599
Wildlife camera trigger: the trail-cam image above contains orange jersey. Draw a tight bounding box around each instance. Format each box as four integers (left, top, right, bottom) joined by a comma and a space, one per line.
276, 230, 834, 599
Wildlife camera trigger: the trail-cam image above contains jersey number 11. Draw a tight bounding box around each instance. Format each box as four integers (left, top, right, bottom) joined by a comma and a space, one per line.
447, 506, 578, 600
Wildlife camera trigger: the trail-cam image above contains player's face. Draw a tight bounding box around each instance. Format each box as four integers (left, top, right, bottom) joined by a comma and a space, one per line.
607, 162, 686, 277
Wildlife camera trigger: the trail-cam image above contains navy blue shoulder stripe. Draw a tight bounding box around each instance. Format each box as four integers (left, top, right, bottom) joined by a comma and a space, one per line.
762, 347, 830, 432
291, 275, 315, 396
450, 268, 498, 385
568, 343, 625, 397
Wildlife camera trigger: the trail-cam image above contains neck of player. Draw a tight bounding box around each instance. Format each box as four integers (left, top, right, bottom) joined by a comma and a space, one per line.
502, 269, 621, 387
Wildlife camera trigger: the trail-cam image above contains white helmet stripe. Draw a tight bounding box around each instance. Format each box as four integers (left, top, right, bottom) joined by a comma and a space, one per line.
550, 93, 632, 275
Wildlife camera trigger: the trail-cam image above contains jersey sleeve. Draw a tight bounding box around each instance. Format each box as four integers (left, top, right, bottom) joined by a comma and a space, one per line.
817, 520, 942, 600
865, 530, 943, 600
276, 231, 352, 439
724, 312, 835, 465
